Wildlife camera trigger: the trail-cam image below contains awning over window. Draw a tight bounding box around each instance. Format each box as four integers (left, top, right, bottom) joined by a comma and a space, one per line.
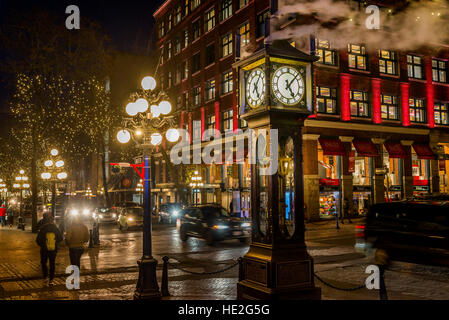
353, 140, 379, 157
384, 142, 407, 159
412, 143, 435, 160
318, 138, 345, 156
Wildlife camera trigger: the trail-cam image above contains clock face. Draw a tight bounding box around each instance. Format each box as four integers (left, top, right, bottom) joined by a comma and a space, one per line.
246, 68, 266, 108
272, 66, 305, 106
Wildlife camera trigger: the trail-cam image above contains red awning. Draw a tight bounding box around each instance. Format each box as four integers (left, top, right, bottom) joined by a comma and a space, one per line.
412, 143, 435, 160
384, 142, 407, 159
318, 138, 345, 156
353, 140, 379, 157
413, 179, 429, 186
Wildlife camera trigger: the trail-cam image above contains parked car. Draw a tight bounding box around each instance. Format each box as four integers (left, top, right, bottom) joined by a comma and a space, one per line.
356, 201, 449, 267
158, 203, 183, 224
93, 207, 118, 224
118, 206, 144, 231
179, 204, 251, 245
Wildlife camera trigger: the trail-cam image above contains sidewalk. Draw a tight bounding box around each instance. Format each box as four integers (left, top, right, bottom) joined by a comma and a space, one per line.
0, 218, 440, 300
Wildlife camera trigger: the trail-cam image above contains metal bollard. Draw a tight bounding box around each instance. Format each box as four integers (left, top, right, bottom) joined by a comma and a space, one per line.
88, 229, 93, 248
94, 225, 100, 246
378, 265, 388, 300
238, 257, 244, 282
161, 256, 170, 297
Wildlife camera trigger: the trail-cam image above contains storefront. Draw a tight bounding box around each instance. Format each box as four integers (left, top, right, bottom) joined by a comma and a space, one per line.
438, 144, 449, 194
411, 143, 435, 196
319, 179, 340, 219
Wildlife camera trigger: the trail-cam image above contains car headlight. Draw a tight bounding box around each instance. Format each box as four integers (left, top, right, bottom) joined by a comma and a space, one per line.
212, 225, 229, 230
241, 222, 251, 228
71, 209, 79, 216
172, 210, 179, 217
83, 209, 90, 216
93, 213, 97, 218
99, 214, 103, 219
128, 217, 134, 222
112, 214, 117, 218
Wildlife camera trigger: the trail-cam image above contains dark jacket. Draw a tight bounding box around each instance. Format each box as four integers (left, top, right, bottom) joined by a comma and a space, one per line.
36, 223, 63, 251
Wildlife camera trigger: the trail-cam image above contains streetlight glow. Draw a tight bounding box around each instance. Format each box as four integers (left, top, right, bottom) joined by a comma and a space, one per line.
41, 172, 51, 179
55, 160, 64, 167
166, 128, 180, 142
44, 160, 54, 167
50, 149, 59, 156
19, 170, 24, 174
150, 133, 162, 146
57, 172, 68, 180
126, 102, 139, 116
136, 98, 149, 113
151, 104, 161, 117
117, 129, 131, 144
141, 76, 156, 91
159, 101, 172, 115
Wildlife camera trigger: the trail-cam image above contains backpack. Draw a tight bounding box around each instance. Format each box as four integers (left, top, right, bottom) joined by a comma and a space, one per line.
45, 232, 56, 251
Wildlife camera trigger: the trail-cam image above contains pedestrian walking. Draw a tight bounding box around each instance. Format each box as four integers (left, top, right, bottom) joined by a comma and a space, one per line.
35, 215, 63, 286
65, 215, 89, 270
6, 205, 14, 228
36, 213, 49, 233
340, 198, 353, 224
0, 203, 6, 227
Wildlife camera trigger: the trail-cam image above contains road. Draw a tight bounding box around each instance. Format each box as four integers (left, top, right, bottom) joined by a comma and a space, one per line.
1, 218, 449, 299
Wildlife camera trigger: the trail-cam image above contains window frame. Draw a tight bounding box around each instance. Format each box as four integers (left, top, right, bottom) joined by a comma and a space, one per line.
379, 50, 398, 75
221, 70, 233, 95
191, 52, 201, 74
256, 10, 269, 39
238, 21, 250, 47
205, 7, 216, 32
409, 98, 426, 123
205, 78, 216, 101
316, 86, 338, 114
220, 0, 233, 22
221, 32, 233, 58
222, 109, 233, 132
316, 40, 337, 66
407, 54, 424, 79
381, 94, 399, 120
348, 44, 368, 71
434, 101, 449, 125
432, 58, 447, 83
192, 18, 201, 41
350, 90, 370, 118
207, 114, 216, 130
193, 86, 201, 106
205, 43, 215, 66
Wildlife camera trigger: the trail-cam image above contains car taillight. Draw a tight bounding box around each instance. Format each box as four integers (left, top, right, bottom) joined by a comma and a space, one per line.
355, 224, 365, 238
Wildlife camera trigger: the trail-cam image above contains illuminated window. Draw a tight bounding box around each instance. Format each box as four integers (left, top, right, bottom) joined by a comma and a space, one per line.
193, 86, 201, 106
168, 14, 173, 31
348, 44, 367, 70
206, 79, 216, 101
205, 8, 215, 32
434, 102, 448, 125
222, 71, 233, 94
221, 0, 232, 21
182, 60, 189, 79
175, 6, 182, 24
223, 109, 233, 132
409, 98, 426, 123
183, 29, 189, 48
167, 41, 172, 59
238, 21, 250, 46
191, 0, 200, 11
407, 55, 424, 79
175, 36, 181, 54
381, 95, 399, 120
379, 50, 398, 75
350, 90, 369, 117
184, 0, 189, 17
239, 0, 249, 9
316, 40, 337, 66
221, 33, 233, 57
316, 86, 337, 114
432, 59, 447, 83
193, 19, 201, 41
158, 21, 165, 39
207, 115, 216, 130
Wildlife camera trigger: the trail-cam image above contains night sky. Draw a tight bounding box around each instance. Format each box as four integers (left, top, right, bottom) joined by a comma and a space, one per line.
0, 0, 165, 108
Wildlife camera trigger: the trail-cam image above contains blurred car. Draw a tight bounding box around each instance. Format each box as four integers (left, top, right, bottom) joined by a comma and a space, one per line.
158, 203, 183, 224
64, 206, 95, 228
118, 206, 144, 231
179, 204, 251, 245
356, 201, 449, 267
93, 207, 118, 224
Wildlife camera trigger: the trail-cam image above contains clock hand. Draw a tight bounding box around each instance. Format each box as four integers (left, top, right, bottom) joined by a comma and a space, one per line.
285, 79, 295, 98
253, 82, 259, 97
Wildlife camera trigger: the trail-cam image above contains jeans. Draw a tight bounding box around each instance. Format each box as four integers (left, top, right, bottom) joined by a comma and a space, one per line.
69, 248, 84, 269
40, 249, 57, 280
0, 216, 5, 227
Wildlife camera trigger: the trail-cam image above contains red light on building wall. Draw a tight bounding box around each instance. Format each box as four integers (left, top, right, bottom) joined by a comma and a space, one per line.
371, 78, 382, 124
425, 57, 435, 128
340, 74, 351, 121
201, 107, 205, 141
400, 82, 410, 126
215, 101, 220, 137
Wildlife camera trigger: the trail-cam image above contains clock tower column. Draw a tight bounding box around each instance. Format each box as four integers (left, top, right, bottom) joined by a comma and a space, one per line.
233, 39, 321, 300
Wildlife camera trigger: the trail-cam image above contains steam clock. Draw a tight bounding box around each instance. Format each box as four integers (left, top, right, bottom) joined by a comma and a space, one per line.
234, 39, 321, 300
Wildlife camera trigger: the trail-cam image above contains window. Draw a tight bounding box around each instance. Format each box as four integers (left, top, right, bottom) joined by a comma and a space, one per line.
167, 71, 172, 88
183, 91, 189, 108
222, 71, 233, 94
168, 14, 173, 31
348, 44, 367, 70
205, 8, 216, 32
435, 102, 449, 125
238, 21, 250, 46
160, 75, 165, 90
191, 0, 200, 11
223, 109, 233, 132
193, 120, 201, 141
176, 96, 182, 110
184, 0, 189, 17
206, 79, 216, 101
381, 95, 399, 120
158, 21, 165, 39
175, 6, 182, 24
205, 43, 215, 66
221, 0, 232, 21
221, 33, 233, 57
316, 40, 337, 66
239, 0, 249, 9
379, 50, 398, 75
175, 37, 181, 54
183, 29, 189, 48
350, 90, 370, 117
167, 41, 172, 59
432, 59, 447, 83
191, 53, 201, 74
207, 115, 216, 130
257, 10, 269, 38
316, 87, 337, 114
193, 86, 201, 106
407, 55, 424, 79
183, 60, 189, 79
409, 98, 426, 123
160, 46, 164, 64
176, 64, 182, 84
193, 19, 201, 41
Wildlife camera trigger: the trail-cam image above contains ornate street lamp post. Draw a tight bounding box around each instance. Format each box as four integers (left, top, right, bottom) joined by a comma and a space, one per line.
117, 75, 179, 300
13, 170, 30, 220
189, 170, 203, 204
41, 149, 68, 218
136, 179, 144, 205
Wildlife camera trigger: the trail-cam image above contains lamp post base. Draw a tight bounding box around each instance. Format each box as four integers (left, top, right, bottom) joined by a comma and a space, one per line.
134, 257, 161, 300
